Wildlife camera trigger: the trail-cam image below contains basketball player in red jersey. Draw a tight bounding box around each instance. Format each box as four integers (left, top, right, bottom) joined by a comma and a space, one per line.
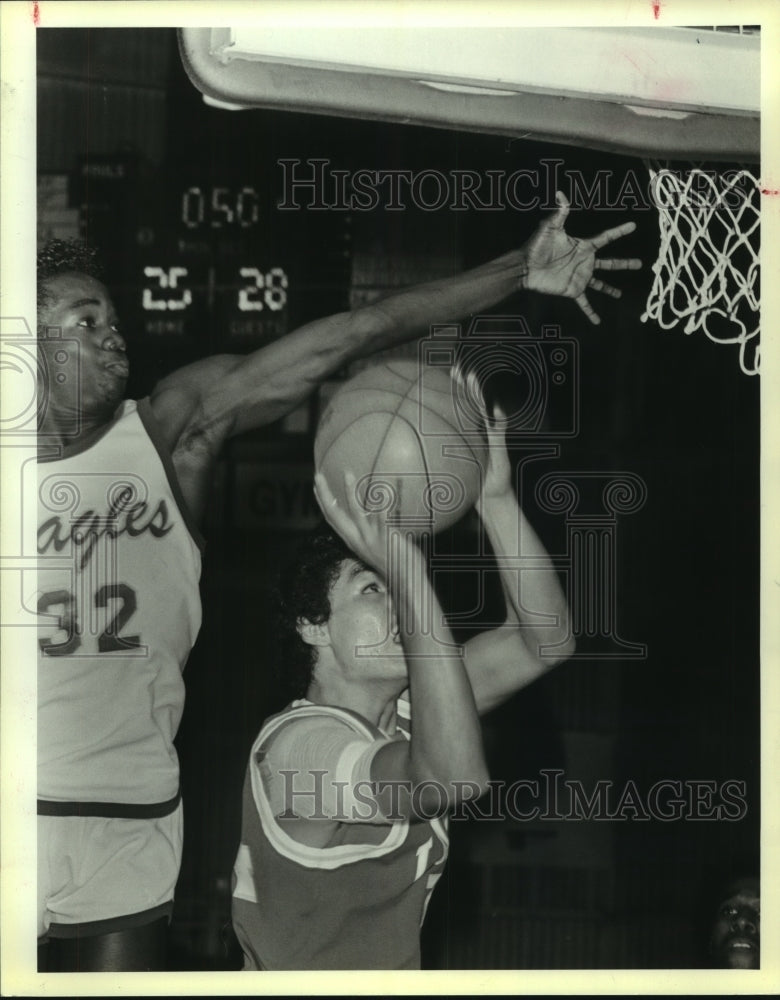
231, 396, 574, 969
36, 193, 638, 970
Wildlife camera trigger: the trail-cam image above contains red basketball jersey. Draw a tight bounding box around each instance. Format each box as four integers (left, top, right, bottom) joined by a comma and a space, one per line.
231, 699, 449, 970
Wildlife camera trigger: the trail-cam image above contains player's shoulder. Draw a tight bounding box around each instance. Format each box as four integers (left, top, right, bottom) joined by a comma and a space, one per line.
263, 700, 380, 741
252, 701, 385, 770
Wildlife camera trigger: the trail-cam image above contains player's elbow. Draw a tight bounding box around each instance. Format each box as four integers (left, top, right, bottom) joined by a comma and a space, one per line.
545, 633, 577, 668
451, 768, 491, 808
525, 623, 576, 673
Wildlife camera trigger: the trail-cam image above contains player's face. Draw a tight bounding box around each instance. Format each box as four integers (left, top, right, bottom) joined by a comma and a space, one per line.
38, 272, 128, 420
323, 558, 405, 679
710, 885, 760, 968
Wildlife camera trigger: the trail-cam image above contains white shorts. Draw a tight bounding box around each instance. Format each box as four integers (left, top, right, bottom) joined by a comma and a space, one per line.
38, 802, 183, 940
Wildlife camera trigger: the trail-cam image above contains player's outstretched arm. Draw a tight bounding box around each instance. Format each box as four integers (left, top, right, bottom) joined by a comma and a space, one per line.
315, 472, 490, 818
456, 372, 575, 714
151, 190, 640, 460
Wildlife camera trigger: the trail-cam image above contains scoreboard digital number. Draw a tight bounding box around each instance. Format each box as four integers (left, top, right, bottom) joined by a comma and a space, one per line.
180, 184, 261, 229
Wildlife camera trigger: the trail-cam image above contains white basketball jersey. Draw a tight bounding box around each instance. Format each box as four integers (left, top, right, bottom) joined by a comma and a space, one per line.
34, 398, 203, 813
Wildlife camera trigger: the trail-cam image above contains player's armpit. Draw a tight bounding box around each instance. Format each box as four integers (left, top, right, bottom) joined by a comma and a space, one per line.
147, 353, 241, 447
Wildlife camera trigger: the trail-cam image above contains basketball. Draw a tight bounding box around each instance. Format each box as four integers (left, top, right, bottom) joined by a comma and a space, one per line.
314, 360, 488, 533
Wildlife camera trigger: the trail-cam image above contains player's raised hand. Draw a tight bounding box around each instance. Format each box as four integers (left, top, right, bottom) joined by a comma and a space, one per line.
522, 190, 642, 325
314, 470, 401, 578
451, 364, 512, 510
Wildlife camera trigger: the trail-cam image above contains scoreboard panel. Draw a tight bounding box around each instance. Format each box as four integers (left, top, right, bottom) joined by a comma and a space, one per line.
75, 153, 353, 365
134, 179, 291, 344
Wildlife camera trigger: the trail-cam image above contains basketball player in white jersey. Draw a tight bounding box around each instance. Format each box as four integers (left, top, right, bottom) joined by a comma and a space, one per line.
232, 397, 574, 969
36, 194, 639, 970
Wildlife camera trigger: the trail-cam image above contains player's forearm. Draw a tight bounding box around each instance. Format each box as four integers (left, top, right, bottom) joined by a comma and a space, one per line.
480, 492, 574, 662
237, 247, 530, 406
349, 248, 528, 355
196, 247, 528, 440
388, 539, 489, 798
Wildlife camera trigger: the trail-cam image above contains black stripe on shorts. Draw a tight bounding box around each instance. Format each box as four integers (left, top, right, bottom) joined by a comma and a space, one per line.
37, 790, 181, 819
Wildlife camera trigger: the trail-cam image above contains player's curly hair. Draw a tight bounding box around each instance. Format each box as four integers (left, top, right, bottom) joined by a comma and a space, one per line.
37, 238, 103, 319
272, 522, 356, 703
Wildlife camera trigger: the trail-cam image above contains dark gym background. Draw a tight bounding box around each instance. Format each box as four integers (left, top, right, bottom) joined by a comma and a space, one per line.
37, 28, 760, 970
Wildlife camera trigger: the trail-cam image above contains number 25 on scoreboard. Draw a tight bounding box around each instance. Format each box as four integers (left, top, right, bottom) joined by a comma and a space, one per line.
142, 266, 192, 311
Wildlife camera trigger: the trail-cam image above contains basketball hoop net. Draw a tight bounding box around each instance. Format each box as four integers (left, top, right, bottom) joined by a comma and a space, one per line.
640, 162, 760, 375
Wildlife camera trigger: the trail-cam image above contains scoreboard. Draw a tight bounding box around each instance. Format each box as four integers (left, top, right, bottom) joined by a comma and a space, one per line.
136, 180, 291, 342
75, 154, 353, 360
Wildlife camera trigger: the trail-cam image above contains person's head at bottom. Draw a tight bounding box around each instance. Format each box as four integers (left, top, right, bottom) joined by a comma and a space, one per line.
709, 876, 759, 969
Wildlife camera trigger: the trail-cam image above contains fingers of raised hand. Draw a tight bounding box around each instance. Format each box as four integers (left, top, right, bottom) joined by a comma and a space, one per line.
590, 220, 637, 250
484, 401, 509, 444
548, 189, 571, 231
451, 358, 466, 393
587, 276, 621, 299
314, 471, 338, 511
451, 361, 490, 428
594, 257, 643, 271
467, 369, 490, 424
491, 401, 509, 424
575, 293, 601, 326
342, 470, 366, 518
314, 472, 356, 540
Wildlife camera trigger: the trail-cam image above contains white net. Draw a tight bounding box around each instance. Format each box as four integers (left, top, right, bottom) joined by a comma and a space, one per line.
640, 164, 760, 375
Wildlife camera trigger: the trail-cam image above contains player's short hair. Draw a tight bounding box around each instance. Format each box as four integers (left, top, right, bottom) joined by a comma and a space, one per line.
272, 523, 356, 702
717, 875, 760, 902
37, 238, 103, 321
